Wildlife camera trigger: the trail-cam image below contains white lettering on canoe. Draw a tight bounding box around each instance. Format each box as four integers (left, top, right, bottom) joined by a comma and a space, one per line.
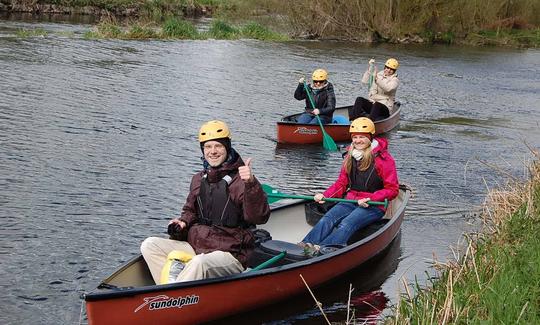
134, 294, 199, 313
293, 127, 318, 135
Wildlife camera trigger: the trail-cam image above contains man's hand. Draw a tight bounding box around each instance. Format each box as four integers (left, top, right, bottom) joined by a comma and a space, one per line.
239, 158, 254, 182
298, 77, 305, 84
168, 219, 187, 241
169, 218, 186, 229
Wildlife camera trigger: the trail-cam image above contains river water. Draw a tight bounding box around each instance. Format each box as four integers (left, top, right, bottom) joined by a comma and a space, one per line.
1, 17, 539, 324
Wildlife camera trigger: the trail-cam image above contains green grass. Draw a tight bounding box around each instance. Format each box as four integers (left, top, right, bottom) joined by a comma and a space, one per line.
389, 159, 540, 323
16, 28, 48, 38
206, 19, 239, 39
240, 21, 289, 41
161, 17, 199, 39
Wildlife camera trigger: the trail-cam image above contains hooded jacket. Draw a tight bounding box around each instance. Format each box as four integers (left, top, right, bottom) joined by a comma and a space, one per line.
294, 82, 336, 119
322, 137, 399, 211
179, 150, 270, 268
361, 70, 399, 111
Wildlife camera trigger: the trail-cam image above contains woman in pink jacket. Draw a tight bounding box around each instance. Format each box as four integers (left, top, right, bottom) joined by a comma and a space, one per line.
300, 117, 399, 248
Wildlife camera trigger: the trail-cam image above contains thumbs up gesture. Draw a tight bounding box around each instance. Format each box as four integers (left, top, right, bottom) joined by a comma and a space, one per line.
238, 157, 254, 183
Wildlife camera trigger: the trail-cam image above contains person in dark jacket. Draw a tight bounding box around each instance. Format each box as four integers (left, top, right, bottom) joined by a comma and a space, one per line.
141, 120, 271, 284
299, 117, 399, 251
294, 69, 336, 124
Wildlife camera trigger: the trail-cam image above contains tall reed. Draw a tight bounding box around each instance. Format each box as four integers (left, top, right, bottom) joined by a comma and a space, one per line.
389, 150, 540, 324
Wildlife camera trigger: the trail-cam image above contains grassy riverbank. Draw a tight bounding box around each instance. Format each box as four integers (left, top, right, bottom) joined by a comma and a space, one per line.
4, 0, 540, 46
389, 154, 540, 323
82, 17, 288, 40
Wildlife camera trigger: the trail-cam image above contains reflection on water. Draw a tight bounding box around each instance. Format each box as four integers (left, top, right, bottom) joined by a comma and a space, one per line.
1, 18, 540, 324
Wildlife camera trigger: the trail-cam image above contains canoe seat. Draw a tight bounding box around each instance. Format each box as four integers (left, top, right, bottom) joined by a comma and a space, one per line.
332, 115, 350, 125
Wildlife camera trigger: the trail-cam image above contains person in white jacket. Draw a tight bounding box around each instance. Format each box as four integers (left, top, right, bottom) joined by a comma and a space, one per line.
349, 58, 400, 121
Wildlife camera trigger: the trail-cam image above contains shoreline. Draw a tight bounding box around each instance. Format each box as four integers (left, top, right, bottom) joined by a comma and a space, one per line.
1, 4, 538, 47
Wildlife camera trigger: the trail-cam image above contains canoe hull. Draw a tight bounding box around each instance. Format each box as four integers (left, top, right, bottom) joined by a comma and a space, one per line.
85, 188, 410, 324
276, 105, 401, 144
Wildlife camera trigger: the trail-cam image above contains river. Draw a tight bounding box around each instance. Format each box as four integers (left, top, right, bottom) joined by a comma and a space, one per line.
1, 16, 539, 324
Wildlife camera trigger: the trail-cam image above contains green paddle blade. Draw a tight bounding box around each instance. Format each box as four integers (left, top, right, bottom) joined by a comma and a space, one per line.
303, 81, 338, 151
316, 115, 338, 151
262, 184, 282, 204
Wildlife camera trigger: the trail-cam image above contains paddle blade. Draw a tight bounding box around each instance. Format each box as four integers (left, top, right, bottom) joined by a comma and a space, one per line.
262, 184, 282, 204
322, 133, 338, 151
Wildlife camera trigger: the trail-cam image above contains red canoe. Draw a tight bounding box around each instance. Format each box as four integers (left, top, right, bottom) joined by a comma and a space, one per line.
84, 186, 410, 324
277, 103, 401, 144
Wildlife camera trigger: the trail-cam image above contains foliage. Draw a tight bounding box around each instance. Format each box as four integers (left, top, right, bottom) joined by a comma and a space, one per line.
222, 0, 540, 46
388, 155, 540, 324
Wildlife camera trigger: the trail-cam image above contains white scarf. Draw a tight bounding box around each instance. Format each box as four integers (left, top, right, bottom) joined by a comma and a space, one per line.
350, 139, 379, 161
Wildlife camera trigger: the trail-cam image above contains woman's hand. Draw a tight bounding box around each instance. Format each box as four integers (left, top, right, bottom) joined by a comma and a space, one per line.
312, 108, 320, 115
314, 193, 325, 203
357, 198, 370, 208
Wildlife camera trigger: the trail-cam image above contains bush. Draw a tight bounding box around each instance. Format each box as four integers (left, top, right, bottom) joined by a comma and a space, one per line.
126, 25, 158, 39
208, 19, 238, 39
240, 21, 288, 41
161, 18, 199, 39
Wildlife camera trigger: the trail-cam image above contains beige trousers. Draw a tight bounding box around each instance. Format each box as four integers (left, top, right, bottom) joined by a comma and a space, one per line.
140, 237, 244, 284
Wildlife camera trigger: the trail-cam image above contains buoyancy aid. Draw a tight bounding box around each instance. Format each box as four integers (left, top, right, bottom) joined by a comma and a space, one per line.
197, 172, 247, 228
348, 157, 384, 193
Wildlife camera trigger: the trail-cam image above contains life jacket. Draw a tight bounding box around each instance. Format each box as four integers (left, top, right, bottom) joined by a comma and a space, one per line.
159, 250, 193, 285
348, 156, 384, 193
197, 172, 247, 228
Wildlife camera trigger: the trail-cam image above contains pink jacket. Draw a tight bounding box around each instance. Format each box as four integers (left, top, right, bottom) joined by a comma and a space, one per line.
322, 137, 399, 211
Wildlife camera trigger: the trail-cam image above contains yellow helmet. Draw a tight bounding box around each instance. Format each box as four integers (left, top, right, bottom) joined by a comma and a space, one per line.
312, 69, 328, 81
198, 120, 231, 143
349, 117, 375, 135
385, 58, 399, 70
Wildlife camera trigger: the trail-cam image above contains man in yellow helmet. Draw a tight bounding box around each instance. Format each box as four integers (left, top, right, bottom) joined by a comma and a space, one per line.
294, 68, 336, 124
141, 120, 270, 284
350, 58, 400, 121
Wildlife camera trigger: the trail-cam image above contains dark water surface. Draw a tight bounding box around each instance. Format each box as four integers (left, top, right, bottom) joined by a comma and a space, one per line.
1, 19, 540, 324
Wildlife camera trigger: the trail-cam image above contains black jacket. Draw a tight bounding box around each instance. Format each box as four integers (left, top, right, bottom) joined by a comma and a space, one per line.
294, 82, 336, 119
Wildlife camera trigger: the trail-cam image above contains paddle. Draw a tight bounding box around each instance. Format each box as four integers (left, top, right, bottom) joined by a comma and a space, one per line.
249, 251, 287, 272
303, 81, 338, 151
263, 184, 388, 208
368, 59, 375, 90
